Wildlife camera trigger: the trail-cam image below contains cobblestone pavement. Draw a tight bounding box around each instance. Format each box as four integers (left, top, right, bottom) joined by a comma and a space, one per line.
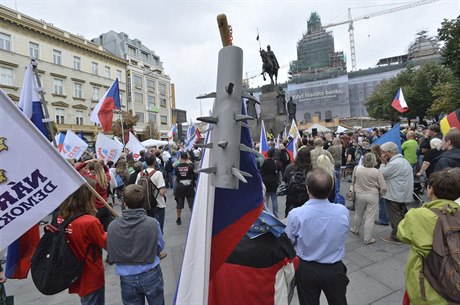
5, 180, 426, 305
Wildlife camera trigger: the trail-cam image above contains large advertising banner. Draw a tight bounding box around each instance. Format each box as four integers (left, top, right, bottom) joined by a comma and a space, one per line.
287, 75, 350, 121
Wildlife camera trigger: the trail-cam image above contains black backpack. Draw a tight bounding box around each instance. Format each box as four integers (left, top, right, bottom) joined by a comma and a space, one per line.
286, 171, 309, 209
165, 158, 174, 173
31, 213, 94, 295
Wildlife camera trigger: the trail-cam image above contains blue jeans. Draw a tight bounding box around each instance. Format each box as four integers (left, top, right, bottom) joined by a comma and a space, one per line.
81, 287, 104, 305
265, 192, 279, 218
120, 265, 164, 305
378, 197, 389, 224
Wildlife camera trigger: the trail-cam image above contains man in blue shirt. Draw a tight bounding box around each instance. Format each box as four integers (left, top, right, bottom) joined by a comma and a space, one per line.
286, 168, 350, 305
107, 184, 165, 305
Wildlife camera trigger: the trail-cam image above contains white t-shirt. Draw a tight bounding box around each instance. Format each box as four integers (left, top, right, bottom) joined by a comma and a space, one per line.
135, 168, 166, 208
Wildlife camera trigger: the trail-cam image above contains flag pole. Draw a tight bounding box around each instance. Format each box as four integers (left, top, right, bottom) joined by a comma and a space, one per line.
31, 59, 57, 148
86, 182, 119, 218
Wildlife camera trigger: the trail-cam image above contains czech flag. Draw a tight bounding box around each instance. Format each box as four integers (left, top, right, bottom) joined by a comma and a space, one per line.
286, 139, 295, 163
90, 79, 121, 132
391, 87, 409, 113
440, 108, 460, 135
174, 102, 264, 304
55, 132, 66, 152
259, 120, 269, 158
7, 63, 42, 279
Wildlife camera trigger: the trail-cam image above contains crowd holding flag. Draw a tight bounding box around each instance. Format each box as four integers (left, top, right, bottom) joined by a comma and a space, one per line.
391, 87, 409, 113
95, 132, 123, 164
90, 79, 121, 132
175, 103, 264, 304
126, 131, 145, 159
185, 120, 201, 151
259, 120, 269, 158
440, 108, 460, 135
288, 118, 301, 140
60, 130, 88, 161
1, 89, 86, 278
285, 138, 296, 162
374, 123, 402, 152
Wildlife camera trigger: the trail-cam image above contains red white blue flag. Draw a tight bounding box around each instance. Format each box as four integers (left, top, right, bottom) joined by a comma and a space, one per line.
90, 79, 121, 132
174, 103, 264, 304
391, 87, 409, 113
286, 138, 296, 163
259, 120, 269, 158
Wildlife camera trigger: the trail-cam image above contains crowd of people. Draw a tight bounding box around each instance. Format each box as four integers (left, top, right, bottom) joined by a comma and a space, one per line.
1, 123, 460, 305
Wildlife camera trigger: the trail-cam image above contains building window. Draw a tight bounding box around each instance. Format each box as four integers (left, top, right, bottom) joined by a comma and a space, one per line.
104, 66, 111, 78
148, 95, 155, 107
134, 92, 143, 104
147, 79, 155, 90
128, 45, 136, 56
53, 50, 62, 65
119, 94, 124, 106
116, 70, 122, 81
0, 32, 11, 51
159, 83, 166, 95
325, 110, 332, 122
148, 113, 157, 124
160, 97, 167, 108
133, 75, 142, 87
92, 62, 98, 75
92, 87, 100, 101
160, 115, 167, 125
55, 108, 65, 124
141, 51, 149, 61
29, 42, 39, 59
53, 79, 64, 95
76, 110, 84, 125
74, 56, 81, 70
135, 112, 144, 123
304, 112, 311, 123
74, 83, 82, 98
0, 67, 13, 86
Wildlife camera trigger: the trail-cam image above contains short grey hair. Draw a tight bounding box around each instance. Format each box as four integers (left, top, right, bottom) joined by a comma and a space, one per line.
380, 142, 399, 154
362, 152, 377, 168
430, 138, 443, 151
314, 138, 323, 147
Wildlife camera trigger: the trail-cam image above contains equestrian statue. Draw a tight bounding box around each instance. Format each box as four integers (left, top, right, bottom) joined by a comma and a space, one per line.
260, 45, 279, 85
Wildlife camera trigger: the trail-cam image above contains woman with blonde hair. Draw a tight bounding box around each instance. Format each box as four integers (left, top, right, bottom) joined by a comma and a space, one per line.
56, 183, 107, 305
316, 154, 339, 203
350, 152, 387, 244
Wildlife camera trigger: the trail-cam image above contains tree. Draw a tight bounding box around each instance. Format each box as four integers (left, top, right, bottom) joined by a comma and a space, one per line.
429, 78, 460, 115
112, 110, 138, 140
141, 121, 160, 141
438, 16, 460, 79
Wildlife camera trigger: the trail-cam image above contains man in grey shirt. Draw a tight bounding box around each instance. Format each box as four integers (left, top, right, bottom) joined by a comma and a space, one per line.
378, 142, 414, 244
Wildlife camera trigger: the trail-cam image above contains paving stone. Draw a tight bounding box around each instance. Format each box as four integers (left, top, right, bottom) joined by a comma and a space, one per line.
371, 288, 406, 305
347, 270, 393, 305
361, 257, 407, 290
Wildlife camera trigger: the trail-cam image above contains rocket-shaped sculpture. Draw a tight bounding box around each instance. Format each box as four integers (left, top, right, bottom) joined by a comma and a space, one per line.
196, 14, 259, 189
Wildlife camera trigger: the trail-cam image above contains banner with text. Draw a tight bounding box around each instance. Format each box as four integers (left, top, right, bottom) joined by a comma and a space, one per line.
0, 89, 86, 251
95, 132, 123, 164
126, 132, 145, 160
60, 130, 88, 161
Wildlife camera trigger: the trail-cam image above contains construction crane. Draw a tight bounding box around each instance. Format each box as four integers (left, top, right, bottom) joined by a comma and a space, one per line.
323, 0, 441, 71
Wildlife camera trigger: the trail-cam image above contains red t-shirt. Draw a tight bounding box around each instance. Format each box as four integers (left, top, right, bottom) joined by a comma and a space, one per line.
57, 214, 107, 297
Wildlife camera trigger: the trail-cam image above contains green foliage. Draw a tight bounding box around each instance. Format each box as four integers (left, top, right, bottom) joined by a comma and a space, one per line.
365, 62, 453, 121
141, 121, 160, 141
112, 110, 138, 137
429, 78, 460, 115
438, 16, 460, 79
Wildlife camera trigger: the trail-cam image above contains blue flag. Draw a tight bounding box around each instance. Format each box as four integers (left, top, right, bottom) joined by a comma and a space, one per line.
373, 123, 402, 153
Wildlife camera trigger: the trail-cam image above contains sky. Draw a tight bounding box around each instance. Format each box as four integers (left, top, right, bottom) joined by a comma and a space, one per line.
2, 0, 459, 121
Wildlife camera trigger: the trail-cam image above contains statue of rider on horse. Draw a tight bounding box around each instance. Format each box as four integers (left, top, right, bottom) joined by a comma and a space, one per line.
260, 45, 279, 85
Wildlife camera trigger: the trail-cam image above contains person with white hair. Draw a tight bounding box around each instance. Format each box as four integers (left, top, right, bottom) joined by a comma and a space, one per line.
416, 138, 443, 178
379, 142, 414, 244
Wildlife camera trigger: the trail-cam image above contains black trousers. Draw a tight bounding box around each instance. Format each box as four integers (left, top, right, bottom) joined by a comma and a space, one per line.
296, 259, 349, 305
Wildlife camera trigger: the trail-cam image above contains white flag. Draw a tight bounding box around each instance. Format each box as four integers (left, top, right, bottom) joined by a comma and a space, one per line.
0, 89, 86, 251
95, 132, 123, 164
288, 119, 301, 140
126, 132, 145, 160
60, 130, 88, 161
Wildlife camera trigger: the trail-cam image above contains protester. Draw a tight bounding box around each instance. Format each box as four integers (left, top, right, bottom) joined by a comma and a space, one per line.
285, 147, 312, 217
310, 138, 334, 168
174, 152, 196, 225
433, 128, 460, 172
315, 155, 336, 203
327, 137, 343, 174
286, 168, 350, 305
397, 171, 460, 305
278, 143, 291, 175
260, 148, 279, 217
349, 153, 387, 245
416, 138, 443, 178
107, 185, 165, 305
379, 142, 414, 244
419, 124, 443, 157
127, 161, 143, 185
56, 183, 107, 305
401, 131, 418, 168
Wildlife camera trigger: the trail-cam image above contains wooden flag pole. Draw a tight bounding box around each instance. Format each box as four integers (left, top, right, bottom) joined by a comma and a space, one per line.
85, 182, 120, 218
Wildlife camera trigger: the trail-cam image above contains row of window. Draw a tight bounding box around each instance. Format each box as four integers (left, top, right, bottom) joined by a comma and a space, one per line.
0, 32, 122, 80
135, 111, 168, 125
132, 74, 167, 95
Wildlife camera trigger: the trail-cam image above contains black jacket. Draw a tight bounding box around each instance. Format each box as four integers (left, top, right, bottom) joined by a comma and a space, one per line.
433, 148, 460, 172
